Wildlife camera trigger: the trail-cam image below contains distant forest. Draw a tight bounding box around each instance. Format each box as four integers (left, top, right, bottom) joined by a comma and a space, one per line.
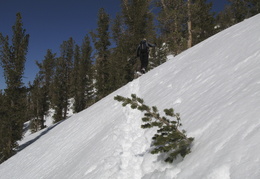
1, 0, 259, 164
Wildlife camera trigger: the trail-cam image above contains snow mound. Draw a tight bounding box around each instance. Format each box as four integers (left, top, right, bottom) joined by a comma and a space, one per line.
1, 14, 260, 179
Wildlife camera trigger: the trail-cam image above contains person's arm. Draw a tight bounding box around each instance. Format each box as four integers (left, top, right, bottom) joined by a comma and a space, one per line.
148, 42, 156, 47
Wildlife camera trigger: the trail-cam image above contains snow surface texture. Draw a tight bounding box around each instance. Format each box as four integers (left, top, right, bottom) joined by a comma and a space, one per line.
1, 14, 260, 179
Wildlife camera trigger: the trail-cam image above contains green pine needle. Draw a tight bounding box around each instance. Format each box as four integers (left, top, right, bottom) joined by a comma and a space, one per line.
114, 93, 194, 163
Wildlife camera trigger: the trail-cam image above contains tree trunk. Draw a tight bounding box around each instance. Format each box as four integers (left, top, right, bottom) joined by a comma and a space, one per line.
187, 0, 192, 48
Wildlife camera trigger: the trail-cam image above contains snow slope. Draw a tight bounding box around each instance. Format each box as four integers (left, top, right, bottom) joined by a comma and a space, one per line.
1, 14, 260, 179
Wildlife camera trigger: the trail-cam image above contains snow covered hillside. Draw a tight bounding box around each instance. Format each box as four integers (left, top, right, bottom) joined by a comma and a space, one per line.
1, 14, 260, 179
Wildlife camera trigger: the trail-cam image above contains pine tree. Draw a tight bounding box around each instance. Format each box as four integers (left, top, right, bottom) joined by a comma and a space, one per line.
72, 45, 82, 112
246, 0, 260, 16
189, 0, 215, 46
157, 0, 214, 53
52, 38, 74, 122
216, 0, 250, 31
36, 49, 56, 102
114, 94, 194, 163
91, 8, 111, 100
52, 56, 66, 122
231, 0, 250, 23
0, 91, 12, 164
109, 14, 129, 90
215, 6, 233, 31
28, 49, 56, 130
29, 75, 46, 132
111, 14, 124, 47
121, 0, 155, 40
73, 35, 93, 112
156, 0, 187, 54
81, 35, 94, 107
187, 0, 192, 48
0, 12, 29, 160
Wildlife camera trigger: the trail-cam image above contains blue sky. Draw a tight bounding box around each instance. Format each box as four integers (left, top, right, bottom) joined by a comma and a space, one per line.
0, 0, 228, 89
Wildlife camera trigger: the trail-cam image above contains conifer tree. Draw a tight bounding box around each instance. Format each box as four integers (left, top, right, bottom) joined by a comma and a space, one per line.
29, 74, 46, 132
52, 56, 66, 122
109, 14, 129, 90
28, 50, 56, 131
215, 7, 233, 31
216, 0, 250, 31
157, 0, 188, 54
0, 91, 12, 164
36, 49, 56, 102
28, 49, 55, 132
246, 0, 260, 16
72, 45, 81, 112
0, 12, 29, 160
91, 8, 111, 100
81, 35, 94, 107
112, 14, 124, 47
216, 0, 260, 33
230, 0, 250, 23
121, 0, 155, 40
189, 0, 215, 46
73, 35, 93, 112
114, 94, 194, 163
53, 38, 74, 122
157, 0, 214, 53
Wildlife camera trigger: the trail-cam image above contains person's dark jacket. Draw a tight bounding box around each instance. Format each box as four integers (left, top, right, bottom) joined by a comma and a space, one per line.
136, 40, 156, 57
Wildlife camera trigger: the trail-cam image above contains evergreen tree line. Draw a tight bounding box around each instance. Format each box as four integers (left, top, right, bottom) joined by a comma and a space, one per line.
0, 0, 259, 164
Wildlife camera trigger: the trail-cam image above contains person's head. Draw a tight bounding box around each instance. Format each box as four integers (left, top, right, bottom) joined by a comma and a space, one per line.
140, 38, 147, 44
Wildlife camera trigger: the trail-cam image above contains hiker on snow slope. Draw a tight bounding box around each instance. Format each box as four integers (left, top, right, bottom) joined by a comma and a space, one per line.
136, 38, 156, 74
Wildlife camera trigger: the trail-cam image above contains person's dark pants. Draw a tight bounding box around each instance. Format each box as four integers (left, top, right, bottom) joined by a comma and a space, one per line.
140, 53, 149, 73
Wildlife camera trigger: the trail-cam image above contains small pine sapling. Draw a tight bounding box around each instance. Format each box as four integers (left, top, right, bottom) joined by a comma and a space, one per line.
114, 94, 194, 163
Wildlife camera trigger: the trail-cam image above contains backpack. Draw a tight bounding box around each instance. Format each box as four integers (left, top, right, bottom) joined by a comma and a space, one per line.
140, 40, 148, 54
